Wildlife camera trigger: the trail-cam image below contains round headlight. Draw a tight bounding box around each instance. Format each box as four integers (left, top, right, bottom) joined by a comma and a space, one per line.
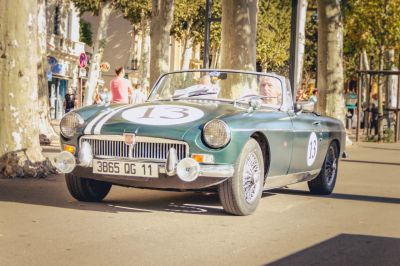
203, 119, 231, 148
60, 112, 83, 138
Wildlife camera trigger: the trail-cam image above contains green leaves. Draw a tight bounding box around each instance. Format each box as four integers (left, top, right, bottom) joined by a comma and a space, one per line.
172, 0, 221, 47
115, 0, 151, 24
72, 0, 151, 24
344, 0, 400, 73
79, 19, 93, 46
256, 0, 291, 74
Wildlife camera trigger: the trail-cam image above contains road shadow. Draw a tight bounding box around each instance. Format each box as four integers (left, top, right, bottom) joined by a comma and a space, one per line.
104, 190, 226, 215
342, 159, 400, 166
0, 175, 235, 216
363, 146, 400, 152
265, 234, 400, 266
273, 188, 400, 204
0, 176, 282, 216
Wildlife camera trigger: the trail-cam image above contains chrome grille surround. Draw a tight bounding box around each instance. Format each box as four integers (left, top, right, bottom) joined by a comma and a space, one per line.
79, 135, 189, 162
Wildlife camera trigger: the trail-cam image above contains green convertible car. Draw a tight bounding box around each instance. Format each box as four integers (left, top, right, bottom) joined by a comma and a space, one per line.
54, 69, 346, 215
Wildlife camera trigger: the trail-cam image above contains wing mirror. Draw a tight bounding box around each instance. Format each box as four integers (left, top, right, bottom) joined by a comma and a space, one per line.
247, 98, 262, 113
294, 103, 303, 114
295, 101, 315, 114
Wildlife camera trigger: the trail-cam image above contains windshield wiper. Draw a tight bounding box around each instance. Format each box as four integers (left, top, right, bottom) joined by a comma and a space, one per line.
187, 90, 217, 97
171, 88, 217, 99
234, 94, 278, 104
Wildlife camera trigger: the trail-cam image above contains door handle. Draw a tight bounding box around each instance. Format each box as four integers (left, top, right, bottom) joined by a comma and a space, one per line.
312, 121, 321, 126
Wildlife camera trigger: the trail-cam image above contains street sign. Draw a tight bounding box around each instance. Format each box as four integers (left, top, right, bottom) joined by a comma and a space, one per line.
100, 62, 110, 72
79, 68, 87, 78
79, 52, 87, 68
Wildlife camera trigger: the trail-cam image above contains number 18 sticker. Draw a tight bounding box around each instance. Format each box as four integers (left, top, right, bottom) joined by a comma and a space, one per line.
307, 132, 318, 166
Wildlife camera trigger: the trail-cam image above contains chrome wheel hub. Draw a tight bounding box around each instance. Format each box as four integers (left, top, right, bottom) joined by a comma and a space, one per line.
242, 152, 261, 204
331, 159, 337, 180
326, 146, 338, 186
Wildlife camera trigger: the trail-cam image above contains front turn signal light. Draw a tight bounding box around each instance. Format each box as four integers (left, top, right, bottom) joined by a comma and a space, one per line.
191, 154, 214, 163
64, 145, 76, 155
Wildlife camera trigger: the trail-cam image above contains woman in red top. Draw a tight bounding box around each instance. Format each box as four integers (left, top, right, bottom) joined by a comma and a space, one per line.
110, 66, 133, 104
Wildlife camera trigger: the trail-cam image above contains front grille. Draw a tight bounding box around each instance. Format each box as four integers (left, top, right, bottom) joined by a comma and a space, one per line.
79, 135, 189, 161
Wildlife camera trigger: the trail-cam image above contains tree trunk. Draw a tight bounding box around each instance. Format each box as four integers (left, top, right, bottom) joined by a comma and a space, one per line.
0, 0, 54, 178
210, 45, 221, 69
84, 1, 112, 106
377, 47, 384, 140
317, 0, 345, 122
37, 0, 57, 142
361, 49, 369, 104
220, 0, 257, 71
139, 15, 151, 92
294, 0, 308, 96
150, 0, 174, 88
384, 49, 397, 141
180, 35, 193, 70
220, 0, 258, 98
385, 49, 398, 109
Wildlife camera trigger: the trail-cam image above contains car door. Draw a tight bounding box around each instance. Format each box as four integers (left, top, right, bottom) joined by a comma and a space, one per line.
289, 111, 328, 174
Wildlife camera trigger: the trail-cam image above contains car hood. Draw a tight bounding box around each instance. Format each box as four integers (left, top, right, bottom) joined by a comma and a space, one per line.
81, 100, 242, 140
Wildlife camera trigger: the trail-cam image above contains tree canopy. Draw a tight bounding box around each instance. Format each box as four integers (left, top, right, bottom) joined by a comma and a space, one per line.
344, 0, 400, 73
256, 0, 291, 74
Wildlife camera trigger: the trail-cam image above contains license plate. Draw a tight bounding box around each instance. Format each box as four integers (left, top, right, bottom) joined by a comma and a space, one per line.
93, 159, 158, 178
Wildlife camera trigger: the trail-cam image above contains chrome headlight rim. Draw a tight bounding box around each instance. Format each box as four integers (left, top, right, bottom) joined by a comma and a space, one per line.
60, 112, 84, 139
203, 119, 231, 149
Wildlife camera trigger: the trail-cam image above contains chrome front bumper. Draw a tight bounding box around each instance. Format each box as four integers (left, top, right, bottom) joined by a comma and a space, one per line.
160, 163, 234, 178
54, 143, 235, 189
70, 162, 235, 190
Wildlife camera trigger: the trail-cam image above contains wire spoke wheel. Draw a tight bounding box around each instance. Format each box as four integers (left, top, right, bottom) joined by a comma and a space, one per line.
308, 142, 339, 195
219, 138, 264, 216
325, 146, 337, 186
242, 152, 261, 204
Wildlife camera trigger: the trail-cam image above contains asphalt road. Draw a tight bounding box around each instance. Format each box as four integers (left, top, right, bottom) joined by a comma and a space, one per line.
1, 142, 400, 266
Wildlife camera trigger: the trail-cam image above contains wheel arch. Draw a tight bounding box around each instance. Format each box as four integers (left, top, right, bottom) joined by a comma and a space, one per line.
330, 139, 340, 156
250, 132, 270, 179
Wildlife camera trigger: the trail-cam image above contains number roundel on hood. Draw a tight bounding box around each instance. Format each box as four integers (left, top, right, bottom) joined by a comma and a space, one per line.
121, 105, 205, 125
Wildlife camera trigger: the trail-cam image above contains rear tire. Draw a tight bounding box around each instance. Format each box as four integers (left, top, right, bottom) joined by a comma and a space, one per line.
65, 174, 112, 202
308, 142, 339, 195
219, 138, 264, 216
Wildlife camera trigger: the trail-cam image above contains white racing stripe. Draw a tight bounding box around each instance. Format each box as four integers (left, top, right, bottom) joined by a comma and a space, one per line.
83, 108, 115, 134
93, 105, 132, 134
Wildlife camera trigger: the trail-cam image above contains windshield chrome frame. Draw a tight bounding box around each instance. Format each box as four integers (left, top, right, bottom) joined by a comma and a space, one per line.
148, 69, 290, 111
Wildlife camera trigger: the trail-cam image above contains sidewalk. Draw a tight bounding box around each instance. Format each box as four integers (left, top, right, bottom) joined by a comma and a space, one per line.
50, 119, 60, 135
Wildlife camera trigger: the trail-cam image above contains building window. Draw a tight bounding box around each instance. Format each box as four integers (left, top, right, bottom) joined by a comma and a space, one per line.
54, 5, 61, 35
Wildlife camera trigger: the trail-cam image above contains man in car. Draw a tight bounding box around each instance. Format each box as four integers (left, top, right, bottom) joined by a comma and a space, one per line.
259, 76, 282, 105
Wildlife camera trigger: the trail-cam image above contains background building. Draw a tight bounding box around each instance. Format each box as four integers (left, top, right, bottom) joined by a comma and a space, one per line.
46, 0, 85, 119
82, 11, 202, 93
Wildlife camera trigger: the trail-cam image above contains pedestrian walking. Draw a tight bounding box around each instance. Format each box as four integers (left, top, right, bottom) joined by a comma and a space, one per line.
130, 82, 147, 105
345, 88, 357, 129
92, 85, 102, 105
308, 89, 318, 112
63, 87, 76, 114
110, 66, 133, 104
369, 103, 379, 136
308, 89, 318, 104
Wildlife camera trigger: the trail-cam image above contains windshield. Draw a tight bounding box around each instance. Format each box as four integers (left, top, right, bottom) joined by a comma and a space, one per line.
148, 70, 283, 108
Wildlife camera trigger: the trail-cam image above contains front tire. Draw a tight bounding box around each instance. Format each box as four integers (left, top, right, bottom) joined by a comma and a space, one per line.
308, 142, 339, 195
65, 174, 112, 202
219, 138, 264, 216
